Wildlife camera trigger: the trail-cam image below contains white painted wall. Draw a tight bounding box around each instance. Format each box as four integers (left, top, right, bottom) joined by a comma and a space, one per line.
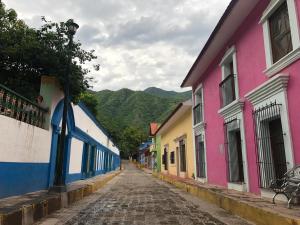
68, 138, 83, 174
73, 105, 120, 155
0, 115, 52, 163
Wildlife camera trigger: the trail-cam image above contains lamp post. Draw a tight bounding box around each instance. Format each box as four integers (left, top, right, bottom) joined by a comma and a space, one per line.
52, 19, 79, 192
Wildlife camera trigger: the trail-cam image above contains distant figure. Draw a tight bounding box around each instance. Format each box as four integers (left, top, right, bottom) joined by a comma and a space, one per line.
36, 95, 49, 112
36, 95, 44, 107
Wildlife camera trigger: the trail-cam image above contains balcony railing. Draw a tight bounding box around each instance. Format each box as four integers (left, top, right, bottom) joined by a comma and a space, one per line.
193, 103, 203, 125
0, 84, 47, 129
219, 74, 236, 108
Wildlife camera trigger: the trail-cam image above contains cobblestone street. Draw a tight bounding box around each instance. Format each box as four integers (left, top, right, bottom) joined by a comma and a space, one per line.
37, 162, 252, 225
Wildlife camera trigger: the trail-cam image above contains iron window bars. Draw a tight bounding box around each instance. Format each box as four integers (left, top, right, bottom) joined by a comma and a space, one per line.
179, 140, 187, 172
195, 134, 206, 178
252, 102, 287, 189
0, 84, 47, 129
193, 103, 203, 125
224, 118, 245, 183
219, 74, 236, 108
170, 151, 175, 164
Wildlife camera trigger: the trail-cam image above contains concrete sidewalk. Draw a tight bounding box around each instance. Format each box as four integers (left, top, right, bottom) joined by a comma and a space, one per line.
153, 172, 300, 225
0, 170, 121, 225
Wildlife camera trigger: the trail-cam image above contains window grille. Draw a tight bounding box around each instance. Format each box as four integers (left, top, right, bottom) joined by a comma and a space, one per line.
219, 74, 236, 107
179, 140, 186, 172
170, 151, 175, 164
195, 134, 206, 178
224, 119, 244, 183
252, 102, 287, 188
193, 103, 203, 125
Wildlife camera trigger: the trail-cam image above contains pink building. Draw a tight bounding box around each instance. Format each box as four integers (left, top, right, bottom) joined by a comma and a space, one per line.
181, 0, 300, 198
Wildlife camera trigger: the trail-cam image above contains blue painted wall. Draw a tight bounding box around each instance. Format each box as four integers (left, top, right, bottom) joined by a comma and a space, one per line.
0, 162, 49, 198
0, 100, 120, 199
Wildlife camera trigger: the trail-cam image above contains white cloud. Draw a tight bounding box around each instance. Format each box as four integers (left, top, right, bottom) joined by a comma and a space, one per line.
3, 0, 231, 92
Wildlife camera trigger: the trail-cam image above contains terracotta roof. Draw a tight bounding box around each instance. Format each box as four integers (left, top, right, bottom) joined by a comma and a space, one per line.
149, 123, 159, 136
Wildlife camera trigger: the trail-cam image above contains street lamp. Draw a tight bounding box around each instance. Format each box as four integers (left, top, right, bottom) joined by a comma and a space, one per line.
51, 19, 79, 192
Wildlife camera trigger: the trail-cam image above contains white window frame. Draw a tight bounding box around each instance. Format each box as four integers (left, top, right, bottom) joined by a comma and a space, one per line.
245, 74, 294, 196
224, 114, 249, 192
260, 0, 300, 77
192, 83, 208, 182
193, 131, 208, 183
193, 84, 204, 127
219, 46, 240, 109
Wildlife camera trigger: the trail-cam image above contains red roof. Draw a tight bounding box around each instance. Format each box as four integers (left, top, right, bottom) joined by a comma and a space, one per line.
149, 123, 159, 136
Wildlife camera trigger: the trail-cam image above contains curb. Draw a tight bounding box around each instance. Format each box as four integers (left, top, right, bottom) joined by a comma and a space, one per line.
0, 171, 121, 225
153, 172, 300, 225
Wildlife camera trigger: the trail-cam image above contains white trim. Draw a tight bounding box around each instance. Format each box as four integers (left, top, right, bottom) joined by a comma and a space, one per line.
193, 131, 208, 181
219, 46, 236, 66
193, 122, 206, 133
252, 93, 294, 171
262, 21, 273, 68
224, 111, 250, 192
260, 0, 286, 24
218, 46, 249, 192
220, 45, 240, 100
228, 182, 247, 192
194, 83, 203, 94
245, 73, 289, 105
193, 85, 204, 124
218, 99, 245, 120
264, 47, 300, 76
246, 74, 294, 180
196, 177, 207, 183
192, 85, 208, 181
261, 0, 300, 76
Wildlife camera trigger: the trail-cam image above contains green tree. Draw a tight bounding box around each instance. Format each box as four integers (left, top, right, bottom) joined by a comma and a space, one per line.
0, 2, 98, 100
120, 126, 147, 159
76, 92, 98, 115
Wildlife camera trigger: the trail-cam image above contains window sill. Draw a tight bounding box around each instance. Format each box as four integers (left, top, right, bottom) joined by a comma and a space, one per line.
218, 99, 245, 119
195, 177, 207, 183
227, 182, 247, 192
193, 121, 206, 129
264, 47, 300, 77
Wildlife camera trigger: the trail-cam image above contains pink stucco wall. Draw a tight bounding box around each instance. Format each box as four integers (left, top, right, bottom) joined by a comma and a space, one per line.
192, 0, 300, 194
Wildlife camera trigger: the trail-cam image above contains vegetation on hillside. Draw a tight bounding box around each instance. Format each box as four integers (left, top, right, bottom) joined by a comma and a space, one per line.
94, 88, 191, 158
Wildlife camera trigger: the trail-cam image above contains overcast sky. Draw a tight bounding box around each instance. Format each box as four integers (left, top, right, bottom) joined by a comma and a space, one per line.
3, 0, 230, 92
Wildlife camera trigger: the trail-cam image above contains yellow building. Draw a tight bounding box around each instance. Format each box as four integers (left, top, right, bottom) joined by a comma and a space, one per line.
156, 100, 194, 179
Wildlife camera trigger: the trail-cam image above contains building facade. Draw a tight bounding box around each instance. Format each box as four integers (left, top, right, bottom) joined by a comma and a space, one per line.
181, 0, 300, 197
0, 76, 120, 198
156, 100, 195, 179
139, 141, 152, 168
149, 123, 161, 172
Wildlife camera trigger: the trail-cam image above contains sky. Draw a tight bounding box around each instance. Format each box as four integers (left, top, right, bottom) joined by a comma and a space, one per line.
3, 0, 231, 92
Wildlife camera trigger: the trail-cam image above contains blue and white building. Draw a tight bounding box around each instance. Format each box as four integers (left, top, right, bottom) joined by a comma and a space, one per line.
0, 76, 120, 198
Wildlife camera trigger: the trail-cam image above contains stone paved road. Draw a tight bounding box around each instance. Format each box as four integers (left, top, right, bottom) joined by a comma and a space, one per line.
37, 162, 253, 225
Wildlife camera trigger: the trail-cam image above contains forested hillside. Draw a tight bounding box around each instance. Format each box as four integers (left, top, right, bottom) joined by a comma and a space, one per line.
93, 88, 191, 157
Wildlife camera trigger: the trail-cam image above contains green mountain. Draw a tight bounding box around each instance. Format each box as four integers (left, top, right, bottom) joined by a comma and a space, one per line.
144, 87, 191, 100
94, 87, 192, 147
